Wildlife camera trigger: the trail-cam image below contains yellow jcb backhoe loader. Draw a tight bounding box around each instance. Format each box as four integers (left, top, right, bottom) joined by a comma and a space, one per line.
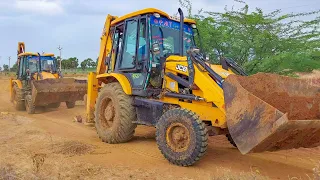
85, 8, 320, 166
10, 42, 87, 114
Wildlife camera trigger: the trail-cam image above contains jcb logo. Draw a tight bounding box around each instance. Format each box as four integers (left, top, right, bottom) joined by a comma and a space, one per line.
176, 64, 187, 72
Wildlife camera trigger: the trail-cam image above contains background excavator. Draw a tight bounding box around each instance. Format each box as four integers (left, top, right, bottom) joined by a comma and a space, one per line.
85, 8, 320, 166
10, 42, 87, 114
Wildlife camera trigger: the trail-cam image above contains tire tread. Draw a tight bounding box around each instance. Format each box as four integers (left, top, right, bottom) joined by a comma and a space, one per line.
156, 108, 208, 166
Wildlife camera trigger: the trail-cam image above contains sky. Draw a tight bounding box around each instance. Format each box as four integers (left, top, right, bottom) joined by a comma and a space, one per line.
0, 0, 319, 68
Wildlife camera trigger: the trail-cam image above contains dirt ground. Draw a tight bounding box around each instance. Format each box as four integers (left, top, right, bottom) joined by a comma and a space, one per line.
1, 74, 320, 180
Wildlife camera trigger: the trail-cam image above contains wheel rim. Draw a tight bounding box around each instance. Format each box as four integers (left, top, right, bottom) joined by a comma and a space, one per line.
166, 123, 190, 152
99, 97, 115, 129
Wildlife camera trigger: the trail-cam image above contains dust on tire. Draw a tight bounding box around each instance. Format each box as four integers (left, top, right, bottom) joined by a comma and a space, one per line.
156, 108, 208, 166
94, 82, 137, 144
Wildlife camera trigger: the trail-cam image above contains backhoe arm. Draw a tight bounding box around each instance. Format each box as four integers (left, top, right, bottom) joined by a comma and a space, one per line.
17, 42, 25, 55
96, 15, 116, 75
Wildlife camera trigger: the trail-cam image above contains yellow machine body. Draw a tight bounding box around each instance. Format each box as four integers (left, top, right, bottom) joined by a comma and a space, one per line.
10, 42, 87, 110
86, 8, 320, 156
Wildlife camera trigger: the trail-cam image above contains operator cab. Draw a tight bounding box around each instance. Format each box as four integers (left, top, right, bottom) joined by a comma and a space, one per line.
17, 53, 58, 80
107, 9, 200, 97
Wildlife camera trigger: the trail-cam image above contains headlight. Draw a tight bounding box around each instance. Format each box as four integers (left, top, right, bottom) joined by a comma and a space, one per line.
191, 24, 196, 28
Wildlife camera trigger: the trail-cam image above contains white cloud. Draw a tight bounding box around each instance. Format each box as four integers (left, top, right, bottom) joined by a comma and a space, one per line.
15, 0, 64, 15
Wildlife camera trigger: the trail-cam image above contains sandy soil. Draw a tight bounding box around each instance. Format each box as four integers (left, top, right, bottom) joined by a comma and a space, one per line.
0, 75, 320, 180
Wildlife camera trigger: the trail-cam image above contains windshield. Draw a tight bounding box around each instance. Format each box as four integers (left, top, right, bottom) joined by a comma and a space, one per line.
150, 15, 195, 57
28, 56, 56, 73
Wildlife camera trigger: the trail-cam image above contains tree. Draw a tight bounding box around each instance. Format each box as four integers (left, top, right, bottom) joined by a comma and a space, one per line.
3, 64, 9, 72
86, 58, 96, 68
10, 62, 18, 72
80, 60, 87, 70
61, 57, 79, 69
179, 0, 320, 74
80, 58, 95, 70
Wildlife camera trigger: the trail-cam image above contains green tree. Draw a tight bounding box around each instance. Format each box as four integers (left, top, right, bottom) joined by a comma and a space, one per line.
80, 58, 95, 70
179, 0, 320, 74
80, 60, 87, 70
10, 63, 18, 72
86, 58, 96, 68
61, 57, 79, 69
3, 64, 9, 71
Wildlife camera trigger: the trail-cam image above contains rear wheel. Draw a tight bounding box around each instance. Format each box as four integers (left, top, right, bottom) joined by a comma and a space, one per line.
94, 82, 137, 144
66, 101, 75, 109
25, 95, 35, 114
12, 84, 25, 111
156, 108, 208, 166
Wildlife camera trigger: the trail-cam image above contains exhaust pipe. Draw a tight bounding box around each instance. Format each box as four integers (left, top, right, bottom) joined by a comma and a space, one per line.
178, 8, 184, 56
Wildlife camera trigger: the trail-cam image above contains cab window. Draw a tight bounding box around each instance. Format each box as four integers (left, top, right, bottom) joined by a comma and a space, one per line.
120, 20, 138, 69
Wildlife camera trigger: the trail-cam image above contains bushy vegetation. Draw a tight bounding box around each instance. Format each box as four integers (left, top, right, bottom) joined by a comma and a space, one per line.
55, 56, 97, 70
179, 0, 320, 75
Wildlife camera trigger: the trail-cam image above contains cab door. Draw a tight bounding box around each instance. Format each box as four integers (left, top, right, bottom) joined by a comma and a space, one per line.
17, 56, 27, 80
116, 16, 150, 95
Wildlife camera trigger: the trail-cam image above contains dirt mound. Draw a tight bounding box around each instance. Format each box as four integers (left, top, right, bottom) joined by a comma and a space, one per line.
237, 73, 320, 120
52, 141, 94, 156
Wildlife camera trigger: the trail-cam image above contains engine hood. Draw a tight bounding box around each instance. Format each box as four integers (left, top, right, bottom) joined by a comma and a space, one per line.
32, 71, 58, 80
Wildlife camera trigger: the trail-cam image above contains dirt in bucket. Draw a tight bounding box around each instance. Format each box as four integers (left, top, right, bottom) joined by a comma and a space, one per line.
237, 73, 320, 120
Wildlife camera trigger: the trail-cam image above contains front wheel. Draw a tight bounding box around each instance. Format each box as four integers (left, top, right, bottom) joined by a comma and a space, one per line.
156, 108, 208, 166
66, 101, 75, 109
12, 84, 25, 111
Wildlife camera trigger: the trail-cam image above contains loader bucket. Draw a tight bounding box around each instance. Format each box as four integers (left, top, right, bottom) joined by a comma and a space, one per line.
31, 78, 87, 107
223, 73, 320, 154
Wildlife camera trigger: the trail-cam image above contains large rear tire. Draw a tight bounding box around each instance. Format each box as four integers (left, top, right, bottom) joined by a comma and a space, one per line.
156, 108, 208, 166
94, 82, 137, 144
12, 84, 25, 111
25, 95, 35, 114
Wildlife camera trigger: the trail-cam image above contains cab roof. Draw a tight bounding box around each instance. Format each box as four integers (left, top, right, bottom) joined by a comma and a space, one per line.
18, 52, 54, 57
111, 8, 196, 25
